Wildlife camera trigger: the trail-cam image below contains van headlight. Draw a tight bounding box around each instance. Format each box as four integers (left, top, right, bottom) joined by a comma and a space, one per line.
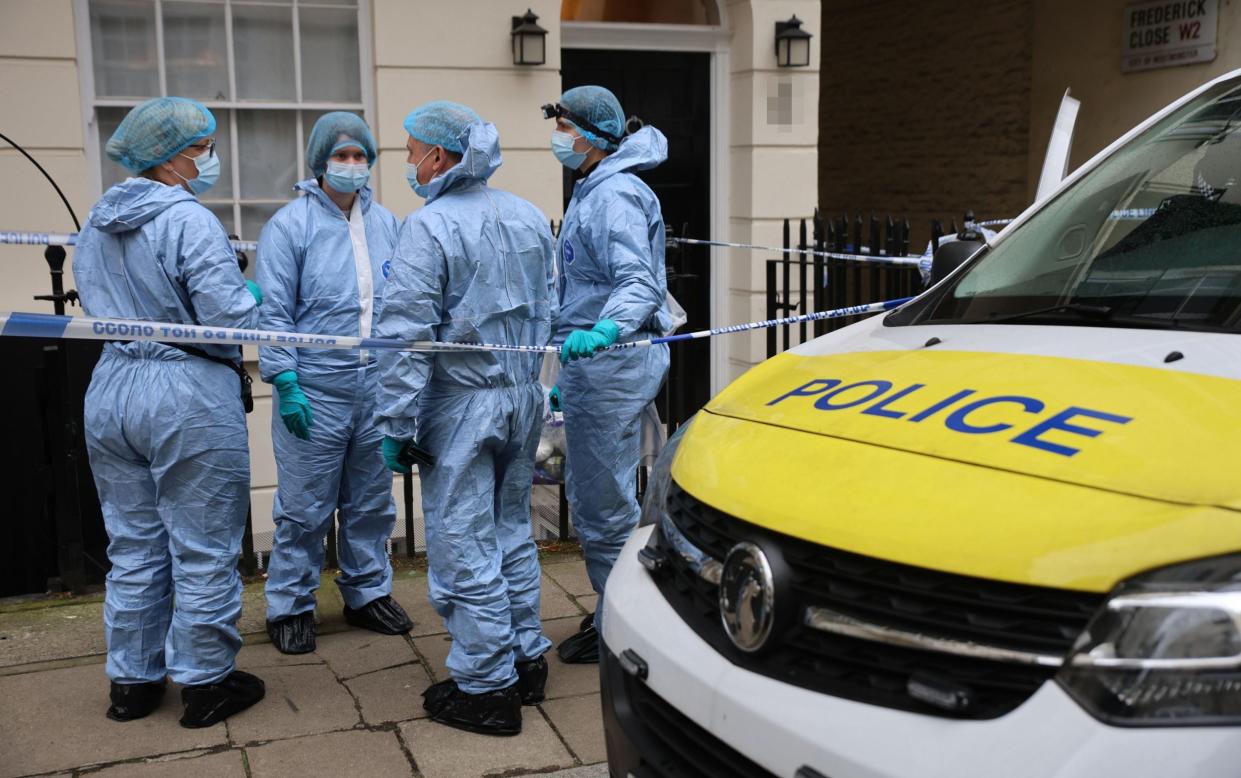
638, 418, 692, 528
1057, 553, 1241, 726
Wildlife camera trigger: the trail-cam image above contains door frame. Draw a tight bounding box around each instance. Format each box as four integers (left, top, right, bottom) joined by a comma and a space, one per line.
561, 18, 731, 397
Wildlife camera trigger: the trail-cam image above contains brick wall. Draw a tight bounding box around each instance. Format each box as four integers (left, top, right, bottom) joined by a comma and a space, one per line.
818, 0, 1034, 247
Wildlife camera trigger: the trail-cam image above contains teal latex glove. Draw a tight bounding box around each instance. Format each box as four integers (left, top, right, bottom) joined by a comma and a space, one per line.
560, 319, 619, 364
549, 385, 562, 412
245, 280, 263, 306
272, 370, 313, 440
382, 436, 411, 474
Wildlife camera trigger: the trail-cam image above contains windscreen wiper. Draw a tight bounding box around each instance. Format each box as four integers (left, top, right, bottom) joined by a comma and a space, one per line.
982, 302, 1113, 324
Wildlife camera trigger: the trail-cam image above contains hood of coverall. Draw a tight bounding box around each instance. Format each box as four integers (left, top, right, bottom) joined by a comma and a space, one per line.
87, 177, 199, 234
422, 121, 503, 205
572, 125, 668, 201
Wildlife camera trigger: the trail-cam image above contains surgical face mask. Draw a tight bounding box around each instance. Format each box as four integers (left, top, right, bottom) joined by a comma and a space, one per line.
405, 147, 437, 199
551, 130, 587, 170
325, 160, 370, 193
174, 149, 220, 196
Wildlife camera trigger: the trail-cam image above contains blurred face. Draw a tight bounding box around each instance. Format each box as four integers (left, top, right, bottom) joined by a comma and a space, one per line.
156, 137, 215, 189
554, 118, 590, 154
330, 146, 368, 166
405, 136, 447, 185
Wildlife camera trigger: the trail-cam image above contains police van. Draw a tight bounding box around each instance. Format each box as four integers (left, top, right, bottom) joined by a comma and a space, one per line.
600, 68, 1241, 777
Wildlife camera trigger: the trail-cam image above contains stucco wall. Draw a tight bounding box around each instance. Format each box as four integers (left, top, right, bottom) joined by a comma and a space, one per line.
0, 0, 90, 316
725, 0, 821, 378
370, 0, 564, 222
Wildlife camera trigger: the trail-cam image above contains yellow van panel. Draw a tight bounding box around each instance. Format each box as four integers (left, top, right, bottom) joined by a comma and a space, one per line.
671, 412, 1241, 593
705, 350, 1241, 511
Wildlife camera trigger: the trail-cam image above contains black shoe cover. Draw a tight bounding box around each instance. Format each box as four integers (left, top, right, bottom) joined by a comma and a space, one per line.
515, 655, 548, 705
556, 614, 599, 665
421, 678, 522, 736
266, 611, 316, 654
107, 680, 165, 722
343, 595, 413, 635
179, 670, 266, 729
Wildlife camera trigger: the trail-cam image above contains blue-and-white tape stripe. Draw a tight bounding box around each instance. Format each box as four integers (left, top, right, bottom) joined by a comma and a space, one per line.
1, 230, 259, 253
0, 297, 912, 355
671, 237, 923, 267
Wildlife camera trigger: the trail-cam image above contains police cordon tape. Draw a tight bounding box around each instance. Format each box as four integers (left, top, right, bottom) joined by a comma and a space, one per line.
669, 237, 923, 267
3, 230, 923, 268
0, 230, 260, 253
0, 297, 914, 355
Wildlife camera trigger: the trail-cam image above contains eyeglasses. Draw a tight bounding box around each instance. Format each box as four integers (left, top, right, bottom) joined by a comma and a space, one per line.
186, 140, 216, 158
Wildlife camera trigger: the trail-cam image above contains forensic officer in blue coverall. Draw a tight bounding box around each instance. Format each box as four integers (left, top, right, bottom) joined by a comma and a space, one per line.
258, 112, 411, 654
74, 96, 266, 727
543, 86, 672, 664
375, 101, 555, 736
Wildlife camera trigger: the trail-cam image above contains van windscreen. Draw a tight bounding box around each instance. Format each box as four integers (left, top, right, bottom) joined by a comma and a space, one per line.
912, 80, 1241, 333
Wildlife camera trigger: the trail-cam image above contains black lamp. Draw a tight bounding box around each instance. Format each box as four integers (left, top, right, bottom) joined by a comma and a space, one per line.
775, 15, 812, 68
511, 8, 548, 66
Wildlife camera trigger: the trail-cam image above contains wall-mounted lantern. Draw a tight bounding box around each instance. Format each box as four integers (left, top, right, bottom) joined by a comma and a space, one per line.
512, 9, 548, 66
775, 15, 812, 68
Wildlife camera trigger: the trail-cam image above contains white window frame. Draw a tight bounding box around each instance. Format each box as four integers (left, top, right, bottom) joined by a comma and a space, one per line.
74, 0, 377, 240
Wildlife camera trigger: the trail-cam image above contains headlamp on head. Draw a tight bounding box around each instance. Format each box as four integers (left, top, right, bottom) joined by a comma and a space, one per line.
539, 102, 624, 147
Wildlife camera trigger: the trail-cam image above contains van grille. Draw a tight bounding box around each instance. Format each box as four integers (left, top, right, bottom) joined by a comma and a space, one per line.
651, 483, 1104, 719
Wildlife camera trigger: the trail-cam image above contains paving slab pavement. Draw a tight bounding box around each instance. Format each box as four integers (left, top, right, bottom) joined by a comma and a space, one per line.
0, 554, 611, 778
541, 767, 609, 778
0, 599, 106, 669
542, 694, 607, 765
400, 713, 575, 778
0, 664, 227, 778
246, 729, 414, 778
310, 629, 419, 680
343, 660, 433, 726
543, 559, 595, 597
224, 662, 361, 744
88, 748, 247, 778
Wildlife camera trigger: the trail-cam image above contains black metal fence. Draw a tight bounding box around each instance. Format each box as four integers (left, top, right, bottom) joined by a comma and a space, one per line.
765, 209, 930, 358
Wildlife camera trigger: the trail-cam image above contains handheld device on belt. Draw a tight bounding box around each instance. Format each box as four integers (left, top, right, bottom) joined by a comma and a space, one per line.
398, 440, 436, 469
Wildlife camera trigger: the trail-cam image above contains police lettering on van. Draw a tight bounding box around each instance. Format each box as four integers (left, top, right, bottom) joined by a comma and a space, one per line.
767, 378, 1132, 457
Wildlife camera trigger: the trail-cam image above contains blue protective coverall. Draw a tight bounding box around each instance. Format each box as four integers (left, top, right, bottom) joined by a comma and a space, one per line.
373, 121, 555, 693
555, 126, 672, 617
74, 177, 259, 686
257, 179, 400, 619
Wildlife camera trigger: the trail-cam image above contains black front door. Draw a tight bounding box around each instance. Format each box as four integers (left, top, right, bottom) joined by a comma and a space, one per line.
560, 48, 712, 427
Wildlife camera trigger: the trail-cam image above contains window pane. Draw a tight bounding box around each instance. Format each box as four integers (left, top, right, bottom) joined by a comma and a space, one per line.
204, 203, 236, 237
237, 111, 298, 199
90, 0, 158, 98
206, 109, 234, 198
233, 4, 295, 101
163, 2, 228, 100
97, 107, 132, 189
241, 203, 283, 246
299, 7, 361, 102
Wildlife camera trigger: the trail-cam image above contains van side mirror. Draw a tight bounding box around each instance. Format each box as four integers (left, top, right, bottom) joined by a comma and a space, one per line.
929, 231, 986, 287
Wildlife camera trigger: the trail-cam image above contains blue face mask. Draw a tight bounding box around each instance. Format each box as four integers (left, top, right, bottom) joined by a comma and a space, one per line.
405, 147, 437, 199
325, 160, 370, 193
175, 148, 220, 196
551, 130, 587, 170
